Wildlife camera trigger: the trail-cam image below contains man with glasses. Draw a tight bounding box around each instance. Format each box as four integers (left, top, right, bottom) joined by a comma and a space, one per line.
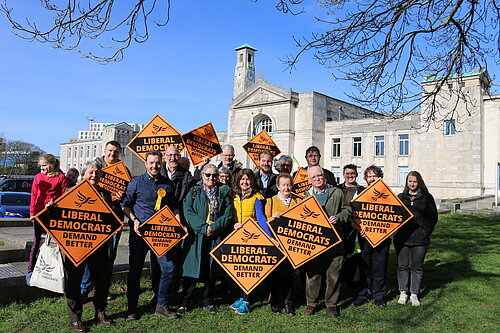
303, 166, 351, 318
218, 144, 242, 177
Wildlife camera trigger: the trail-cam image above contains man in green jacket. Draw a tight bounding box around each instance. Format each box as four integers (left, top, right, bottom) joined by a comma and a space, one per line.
303, 166, 351, 318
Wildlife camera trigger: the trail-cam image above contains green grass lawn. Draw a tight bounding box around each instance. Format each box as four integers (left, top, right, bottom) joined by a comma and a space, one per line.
1, 214, 498, 332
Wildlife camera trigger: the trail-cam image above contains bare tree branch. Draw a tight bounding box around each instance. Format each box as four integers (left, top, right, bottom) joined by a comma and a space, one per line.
1, 0, 171, 63
280, 0, 500, 129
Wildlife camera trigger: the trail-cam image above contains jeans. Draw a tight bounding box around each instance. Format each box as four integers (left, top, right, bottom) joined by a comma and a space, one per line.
357, 237, 391, 301
395, 244, 428, 294
127, 230, 175, 313
80, 265, 92, 294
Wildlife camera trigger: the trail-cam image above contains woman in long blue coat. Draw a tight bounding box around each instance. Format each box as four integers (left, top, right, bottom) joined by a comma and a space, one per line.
177, 164, 232, 314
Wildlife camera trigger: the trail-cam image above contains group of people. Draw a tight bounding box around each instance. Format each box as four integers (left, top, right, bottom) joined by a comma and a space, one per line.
28, 142, 438, 331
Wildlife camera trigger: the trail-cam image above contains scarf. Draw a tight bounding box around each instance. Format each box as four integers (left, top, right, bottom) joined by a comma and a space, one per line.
203, 183, 219, 223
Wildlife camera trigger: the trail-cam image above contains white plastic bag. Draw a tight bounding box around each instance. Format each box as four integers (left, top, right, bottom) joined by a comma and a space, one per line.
30, 236, 64, 294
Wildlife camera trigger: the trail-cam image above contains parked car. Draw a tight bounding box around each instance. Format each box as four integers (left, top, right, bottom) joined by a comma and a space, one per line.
0, 178, 33, 193
0, 192, 31, 218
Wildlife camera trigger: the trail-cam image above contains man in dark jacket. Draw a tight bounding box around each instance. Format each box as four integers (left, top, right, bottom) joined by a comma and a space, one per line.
255, 150, 277, 199
294, 146, 337, 186
156, 145, 195, 301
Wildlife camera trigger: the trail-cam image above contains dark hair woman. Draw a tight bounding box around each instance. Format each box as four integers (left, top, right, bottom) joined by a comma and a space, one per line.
395, 171, 438, 306
177, 164, 232, 314
229, 168, 268, 315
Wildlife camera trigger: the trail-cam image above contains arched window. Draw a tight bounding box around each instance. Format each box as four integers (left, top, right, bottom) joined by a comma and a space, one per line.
255, 117, 273, 135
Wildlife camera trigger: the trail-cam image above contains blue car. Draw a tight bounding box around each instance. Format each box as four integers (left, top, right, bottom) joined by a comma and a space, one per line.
0, 192, 31, 218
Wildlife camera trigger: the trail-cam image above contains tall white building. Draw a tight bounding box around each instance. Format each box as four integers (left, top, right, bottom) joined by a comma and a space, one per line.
60, 122, 145, 176
222, 44, 500, 198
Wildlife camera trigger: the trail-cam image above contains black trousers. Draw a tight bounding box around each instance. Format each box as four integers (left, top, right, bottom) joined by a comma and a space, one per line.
269, 259, 294, 307
63, 246, 111, 322
357, 237, 391, 301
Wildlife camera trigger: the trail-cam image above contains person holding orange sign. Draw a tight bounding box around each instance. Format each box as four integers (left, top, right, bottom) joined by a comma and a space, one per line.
27, 154, 68, 283
63, 161, 114, 332
395, 171, 438, 306
122, 151, 180, 320
265, 173, 301, 316
177, 164, 233, 314
229, 168, 268, 315
352, 165, 391, 308
302, 166, 351, 318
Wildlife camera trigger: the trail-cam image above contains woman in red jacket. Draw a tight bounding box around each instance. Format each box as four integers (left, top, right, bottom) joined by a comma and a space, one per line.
27, 154, 68, 281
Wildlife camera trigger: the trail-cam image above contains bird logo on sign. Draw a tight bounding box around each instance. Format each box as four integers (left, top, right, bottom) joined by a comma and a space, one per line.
35, 257, 55, 273
300, 205, 320, 219
74, 191, 97, 207
371, 188, 390, 201
159, 214, 172, 224
151, 124, 168, 135
257, 136, 269, 143
241, 229, 260, 243
201, 127, 213, 138
113, 166, 125, 176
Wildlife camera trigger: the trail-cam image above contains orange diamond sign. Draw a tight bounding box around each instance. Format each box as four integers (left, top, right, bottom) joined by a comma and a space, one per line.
139, 205, 188, 257
210, 218, 285, 294
98, 161, 131, 201
292, 167, 311, 198
127, 114, 184, 161
35, 180, 123, 266
242, 130, 281, 165
267, 195, 342, 269
350, 178, 414, 247
182, 123, 222, 166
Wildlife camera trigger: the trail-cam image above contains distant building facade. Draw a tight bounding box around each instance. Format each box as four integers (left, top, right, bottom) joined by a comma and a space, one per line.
222, 44, 500, 198
60, 122, 145, 176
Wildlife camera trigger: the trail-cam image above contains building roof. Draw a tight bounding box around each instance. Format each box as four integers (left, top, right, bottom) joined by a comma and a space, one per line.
235, 44, 257, 51
422, 67, 487, 83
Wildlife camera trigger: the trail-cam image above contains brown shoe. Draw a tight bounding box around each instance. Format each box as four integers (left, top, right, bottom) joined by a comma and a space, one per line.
327, 306, 340, 317
155, 306, 178, 319
95, 311, 114, 325
303, 305, 315, 315
70, 320, 85, 332
126, 313, 138, 321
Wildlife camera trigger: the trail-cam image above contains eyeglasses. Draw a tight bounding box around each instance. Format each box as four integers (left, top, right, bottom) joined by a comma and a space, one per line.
219, 174, 230, 179
166, 154, 180, 158
310, 174, 324, 180
204, 173, 218, 178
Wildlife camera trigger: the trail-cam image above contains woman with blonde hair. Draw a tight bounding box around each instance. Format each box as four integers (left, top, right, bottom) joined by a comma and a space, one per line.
27, 154, 68, 283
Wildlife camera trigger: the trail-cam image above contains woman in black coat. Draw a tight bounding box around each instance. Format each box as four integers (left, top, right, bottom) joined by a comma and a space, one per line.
395, 171, 438, 307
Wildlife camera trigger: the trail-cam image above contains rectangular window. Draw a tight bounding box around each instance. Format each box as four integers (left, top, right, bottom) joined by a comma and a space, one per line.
79, 146, 83, 158
398, 166, 409, 186
399, 134, 409, 156
332, 138, 341, 157
248, 54, 253, 63
86, 146, 90, 157
67, 148, 71, 158
332, 167, 341, 185
444, 120, 456, 135
375, 136, 385, 156
353, 137, 362, 157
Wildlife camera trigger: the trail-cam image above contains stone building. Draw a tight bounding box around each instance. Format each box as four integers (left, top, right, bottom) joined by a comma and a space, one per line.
222, 44, 500, 198
60, 122, 145, 176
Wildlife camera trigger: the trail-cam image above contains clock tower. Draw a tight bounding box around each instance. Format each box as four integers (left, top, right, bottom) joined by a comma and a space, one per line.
233, 44, 257, 98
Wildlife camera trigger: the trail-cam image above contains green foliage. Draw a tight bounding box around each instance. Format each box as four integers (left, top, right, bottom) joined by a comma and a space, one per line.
0, 214, 498, 332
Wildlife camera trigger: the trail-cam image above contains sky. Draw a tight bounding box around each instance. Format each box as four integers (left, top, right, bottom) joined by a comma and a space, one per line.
1, 1, 498, 155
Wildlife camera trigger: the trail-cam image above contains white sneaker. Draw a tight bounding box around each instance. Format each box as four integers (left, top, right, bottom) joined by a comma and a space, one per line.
410, 294, 421, 306
398, 293, 408, 304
